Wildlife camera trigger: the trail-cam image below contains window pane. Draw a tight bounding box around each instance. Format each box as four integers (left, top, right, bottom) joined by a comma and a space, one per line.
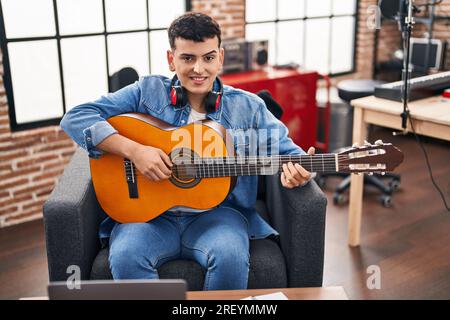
330, 16, 354, 74
306, 0, 331, 17
149, 0, 185, 29
61, 36, 108, 110
333, 0, 356, 15
2, 0, 55, 38
8, 40, 63, 123
57, 0, 104, 35
305, 18, 330, 74
277, 21, 303, 66
278, 0, 304, 20
105, 0, 147, 32
150, 30, 171, 77
246, 0, 276, 23
108, 32, 149, 77
246, 22, 276, 65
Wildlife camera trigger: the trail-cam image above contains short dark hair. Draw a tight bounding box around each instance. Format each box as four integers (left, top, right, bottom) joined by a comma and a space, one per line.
168, 12, 222, 50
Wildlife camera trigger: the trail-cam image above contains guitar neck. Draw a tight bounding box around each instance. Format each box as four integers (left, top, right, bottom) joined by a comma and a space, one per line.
173, 154, 338, 178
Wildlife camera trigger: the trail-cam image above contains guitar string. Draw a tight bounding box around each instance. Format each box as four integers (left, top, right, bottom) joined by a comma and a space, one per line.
123, 154, 371, 177
124, 155, 347, 175
124, 158, 342, 171
124, 162, 342, 170
124, 162, 342, 173
124, 158, 344, 168
123, 154, 345, 164
124, 163, 344, 177
125, 161, 341, 169
124, 163, 381, 177
170, 158, 343, 166
124, 168, 372, 179
165, 153, 375, 169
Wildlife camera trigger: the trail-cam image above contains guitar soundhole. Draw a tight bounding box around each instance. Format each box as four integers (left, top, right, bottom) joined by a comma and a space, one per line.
169, 148, 201, 188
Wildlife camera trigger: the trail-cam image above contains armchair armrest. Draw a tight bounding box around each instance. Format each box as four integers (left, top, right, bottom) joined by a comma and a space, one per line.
264, 175, 327, 287
43, 148, 104, 281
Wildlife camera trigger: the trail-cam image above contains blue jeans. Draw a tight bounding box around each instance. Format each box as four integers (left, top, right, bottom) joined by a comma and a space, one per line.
108, 206, 250, 290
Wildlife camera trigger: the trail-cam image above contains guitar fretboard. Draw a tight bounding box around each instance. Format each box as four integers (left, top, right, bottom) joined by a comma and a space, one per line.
172, 154, 338, 178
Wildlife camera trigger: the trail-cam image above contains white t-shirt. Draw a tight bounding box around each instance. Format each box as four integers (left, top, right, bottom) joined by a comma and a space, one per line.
169, 108, 208, 213
187, 108, 206, 123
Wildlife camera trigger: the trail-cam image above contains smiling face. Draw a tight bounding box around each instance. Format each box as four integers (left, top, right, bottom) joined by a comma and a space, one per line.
167, 36, 224, 106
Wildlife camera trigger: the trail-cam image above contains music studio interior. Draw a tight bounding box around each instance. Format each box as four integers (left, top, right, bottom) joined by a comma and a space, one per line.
0, 0, 449, 301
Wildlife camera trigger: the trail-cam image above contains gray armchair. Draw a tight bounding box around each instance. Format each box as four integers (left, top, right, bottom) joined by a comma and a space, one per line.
44, 148, 327, 290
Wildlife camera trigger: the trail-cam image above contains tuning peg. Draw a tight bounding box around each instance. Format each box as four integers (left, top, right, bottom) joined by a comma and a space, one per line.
381, 172, 385, 175
368, 172, 373, 175
375, 139, 383, 146
352, 142, 360, 148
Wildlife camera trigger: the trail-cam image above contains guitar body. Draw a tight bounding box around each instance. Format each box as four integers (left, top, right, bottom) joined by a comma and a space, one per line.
89, 113, 235, 223
89, 113, 404, 224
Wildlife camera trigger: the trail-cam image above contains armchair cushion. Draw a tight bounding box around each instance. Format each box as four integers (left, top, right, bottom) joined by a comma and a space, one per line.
90, 238, 287, 291
44, 148, 326, 289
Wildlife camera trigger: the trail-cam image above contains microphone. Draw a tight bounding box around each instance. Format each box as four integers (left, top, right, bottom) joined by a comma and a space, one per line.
392, 0, 414, 137
379, 0, 420, 32
392, 105, 410, 136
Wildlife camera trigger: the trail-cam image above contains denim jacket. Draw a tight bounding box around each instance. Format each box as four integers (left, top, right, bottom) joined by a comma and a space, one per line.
60, 75, 306, 244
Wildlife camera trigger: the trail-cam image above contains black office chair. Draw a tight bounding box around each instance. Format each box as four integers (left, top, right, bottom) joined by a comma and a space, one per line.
109, 67, 139, 92
316, 79, 401, 207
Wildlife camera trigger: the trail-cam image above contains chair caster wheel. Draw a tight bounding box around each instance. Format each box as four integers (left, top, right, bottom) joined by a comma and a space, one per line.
380, 195, 392, 207
333, 193, 346, 205
389, 179, 400, 192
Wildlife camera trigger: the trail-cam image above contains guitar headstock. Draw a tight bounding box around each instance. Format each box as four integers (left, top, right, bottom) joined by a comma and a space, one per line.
337, 140, 404, 175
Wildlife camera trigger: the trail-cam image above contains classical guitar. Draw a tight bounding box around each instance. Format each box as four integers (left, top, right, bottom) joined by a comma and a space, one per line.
89, 113, 404, 223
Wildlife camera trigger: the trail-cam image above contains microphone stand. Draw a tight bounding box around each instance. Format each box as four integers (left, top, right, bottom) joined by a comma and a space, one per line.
394, 0, 415, 136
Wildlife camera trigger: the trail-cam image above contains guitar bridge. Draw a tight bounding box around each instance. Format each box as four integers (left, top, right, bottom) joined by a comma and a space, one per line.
124, 158, 138, 199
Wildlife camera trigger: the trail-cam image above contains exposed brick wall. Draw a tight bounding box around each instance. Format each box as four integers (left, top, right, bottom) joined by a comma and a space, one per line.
376, 21, 401, 65
192, 0, 245, 39
353, 0, 378, 80
0, 51, 77, 226
0, 0, 448, 227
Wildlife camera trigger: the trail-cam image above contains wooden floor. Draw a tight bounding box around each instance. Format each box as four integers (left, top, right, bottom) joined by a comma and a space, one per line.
1, 127, 449, 300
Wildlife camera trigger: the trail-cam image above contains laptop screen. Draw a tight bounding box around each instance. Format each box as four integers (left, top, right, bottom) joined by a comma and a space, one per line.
47, 279, 187, 300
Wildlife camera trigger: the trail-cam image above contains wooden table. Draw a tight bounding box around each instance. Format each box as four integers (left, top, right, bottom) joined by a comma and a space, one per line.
187, 286, 348, 300
348, 95, 450, 246
22, 286, 348, 300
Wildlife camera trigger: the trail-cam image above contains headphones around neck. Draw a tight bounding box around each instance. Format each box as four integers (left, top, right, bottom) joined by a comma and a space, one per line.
170, 74, 223, 113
